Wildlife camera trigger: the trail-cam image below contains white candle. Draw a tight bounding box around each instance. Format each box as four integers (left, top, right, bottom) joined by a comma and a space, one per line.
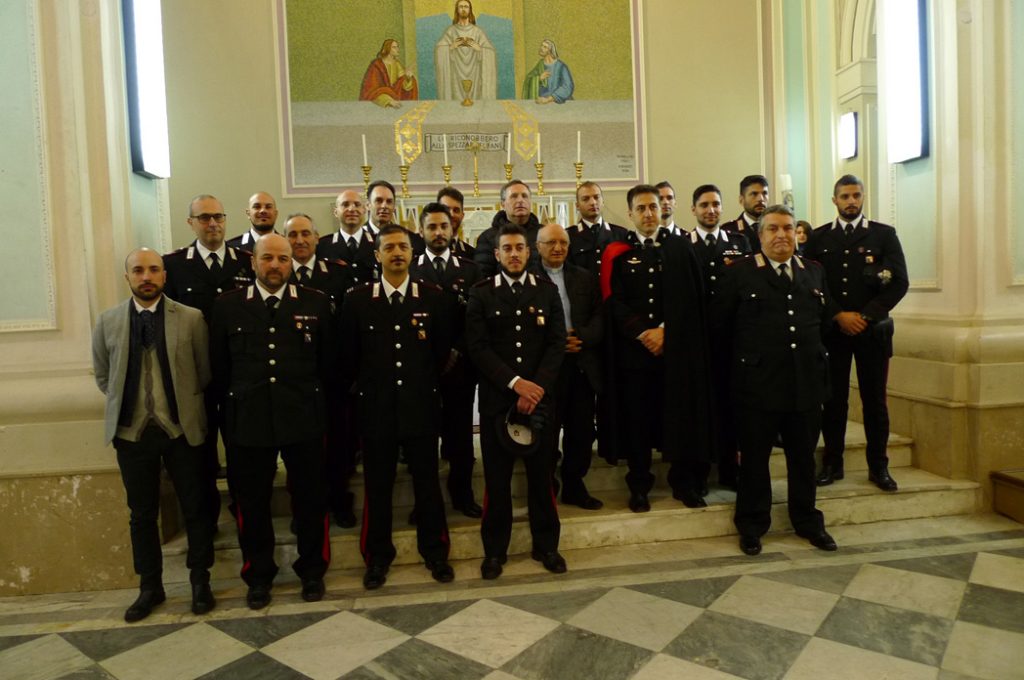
549, 194, 554, 214
536, 132, 542, 163
443, 134, 449, 166
361, 134, 368, 166
506, 133, 512, 164
576, 131, 581, 163
399, 147, 406, 166
779, 173, 793, 192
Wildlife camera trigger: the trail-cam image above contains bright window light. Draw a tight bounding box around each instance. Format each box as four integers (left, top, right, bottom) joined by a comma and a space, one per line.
879, 0, 929, 163
838, 112, 858, 159
123, 0, 171, 178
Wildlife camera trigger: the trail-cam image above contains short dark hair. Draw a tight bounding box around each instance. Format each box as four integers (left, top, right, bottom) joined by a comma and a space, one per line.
740, 174, 769, 194
497, 222, 527, 241
654, 180, 674, 193
500, 179, 530, 202
626, 184, 660, 209
575, 180, 602, 200
755, 204, 795, 234
367, 180, 397, 199
374, 223, 410, 250
419, 202, 452, 228
436, 186, 464, 206
833, 174, 864, 196
691, 184, 721, 206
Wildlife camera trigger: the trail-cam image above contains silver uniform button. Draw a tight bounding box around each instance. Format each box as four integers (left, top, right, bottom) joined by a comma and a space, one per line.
270, 377, 277, 383
788, 310, 794, 315
269, 359, 276, 366
790, 343, 797, 349
842, 277, 847, 282
216, 288, 222, 293
397, 380, 403, 386
787, 294, 793, 300
515, 325, 521, 331
270, 327, 276, 333
648, 283, 654, 289
648, 268, 655, 273
648, 298, 654, 304
516, 310, 522, 316
516, 357, 523, 363
395, 343, 402, 349
843, 263, 848, 268
649, 313, 655, 319
396, 361, 402, 368
789, 326, 796, 332
516, 342, 522, 347
394, 325, 400, 331
842, 291, 848, 296
710, 275, 716, 281
268, 343, 275, 349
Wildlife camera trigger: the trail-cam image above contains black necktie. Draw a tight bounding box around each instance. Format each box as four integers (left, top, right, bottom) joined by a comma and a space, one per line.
844, 223, 854, 238
778, 263, 790, 280
298, 265, 310, 282
139, 310, 156, 348
390, 290, 403, 306
705, 233, 715, 247
512, 281, 523, 296
347, 237, 358, 250
209, 252, 222, 274
433, 256, 445, 276
266, 295, 279, 317
643, 238, 653, 249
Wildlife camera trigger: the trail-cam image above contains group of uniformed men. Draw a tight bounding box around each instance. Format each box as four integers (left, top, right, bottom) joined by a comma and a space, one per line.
92, 172, 908, 622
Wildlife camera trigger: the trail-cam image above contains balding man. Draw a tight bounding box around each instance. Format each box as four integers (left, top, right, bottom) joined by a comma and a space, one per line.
92, 249, 215, 622
210, 234, 334, 609
226, 192, 279, 252
318, 189, 378, 285
473, 180, 542, 277
567, 181, 628, 275
164, 194, 254, 526
534, 224, 604, 509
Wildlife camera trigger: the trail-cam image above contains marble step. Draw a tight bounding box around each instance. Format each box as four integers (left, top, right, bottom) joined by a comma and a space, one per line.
164, 465, 980, 583
213, 423, 913, 522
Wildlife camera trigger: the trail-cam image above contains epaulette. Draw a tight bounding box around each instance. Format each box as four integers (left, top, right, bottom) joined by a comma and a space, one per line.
754, 253, 766, 268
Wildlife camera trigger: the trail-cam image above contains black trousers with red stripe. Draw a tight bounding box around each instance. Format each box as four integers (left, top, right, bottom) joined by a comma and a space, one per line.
479, 422, 560, 559
227, 438, 329, 586
360, 434, 449, 568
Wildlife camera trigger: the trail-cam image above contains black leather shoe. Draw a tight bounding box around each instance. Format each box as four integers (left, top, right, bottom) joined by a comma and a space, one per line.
531, 550, 568, 574
562, 493, 604, 510
453, 500, 483, 519
673, 488, 708, 508
869, 468, 898, 492
739, 535, 762, 556
301, 578, 325, 602
802, 531, 838, 551
427, 560, 455, 583
124, 589, 166, 623
334, 508, 357, 529
363, 565, 389, 590
246, 584, 271, 610
480, 556, 505, 580
190, 584, 215, 615
816, 464, 844, 486
628, 492, 650, 513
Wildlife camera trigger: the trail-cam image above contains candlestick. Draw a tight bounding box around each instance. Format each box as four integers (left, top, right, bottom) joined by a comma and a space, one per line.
469, 141, 481, 197
576, 130, 581, 163
534, 161, 545, 196
361, 134, 368, 166
443, 133, 449, 166
442, 164, 452, 186
399, 164, 410, 198
360, 164, 372, 192
573, 161, 584, 188
535, 132, 542, 164
506, 133, 512, 164
503, 163, 514, 182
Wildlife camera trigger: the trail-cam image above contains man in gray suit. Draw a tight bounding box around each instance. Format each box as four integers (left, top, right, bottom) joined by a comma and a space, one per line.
92, 248, 216, 622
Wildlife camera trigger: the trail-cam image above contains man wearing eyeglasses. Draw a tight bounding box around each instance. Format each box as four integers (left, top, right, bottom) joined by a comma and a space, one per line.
164, 194, 254, 529
226, 192, 280, 252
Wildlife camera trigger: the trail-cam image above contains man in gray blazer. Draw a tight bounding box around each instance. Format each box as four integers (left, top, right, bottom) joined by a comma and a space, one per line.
92, 248, 215, 622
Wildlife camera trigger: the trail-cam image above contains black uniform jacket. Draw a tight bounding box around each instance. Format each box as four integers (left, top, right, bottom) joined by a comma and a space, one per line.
316, 228, 379, 286
340, 279, 451, 440
473, 211, 542, 277
451, 238, 476, 260
163, 242, 253, 320
566, 220, 630, 275
803, 218, 909, 322
210, 283, 335, 447
721, 214, 760, 252
713, 253, 832, 412
688, 228, 751, 300
409, 252, 482, 356
532, 261, 604, 394
288, 256, 354, 310
602, 230, 713, 462
226, 229, 274, 253
465, 272, 566, 417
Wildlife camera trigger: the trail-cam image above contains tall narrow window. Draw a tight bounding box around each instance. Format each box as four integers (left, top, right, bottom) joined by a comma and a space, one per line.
123, 0, 171, 178
879, 0, 930, 163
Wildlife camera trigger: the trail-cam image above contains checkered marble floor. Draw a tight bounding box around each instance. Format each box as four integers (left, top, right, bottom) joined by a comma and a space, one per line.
2, 514, 1023, 680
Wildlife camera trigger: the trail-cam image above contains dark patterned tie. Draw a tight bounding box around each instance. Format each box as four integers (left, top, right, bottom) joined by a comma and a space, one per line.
139, 310, 156, 348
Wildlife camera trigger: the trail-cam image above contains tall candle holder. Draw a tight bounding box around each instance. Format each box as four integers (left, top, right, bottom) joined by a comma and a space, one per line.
534, 162, 546, 195
504, 163, 514, 182
442, 164, 452, 187
399, 164, 410, 198
361, 165, 372, 192
469, 141, 481, 196
573, 161, 584, 188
